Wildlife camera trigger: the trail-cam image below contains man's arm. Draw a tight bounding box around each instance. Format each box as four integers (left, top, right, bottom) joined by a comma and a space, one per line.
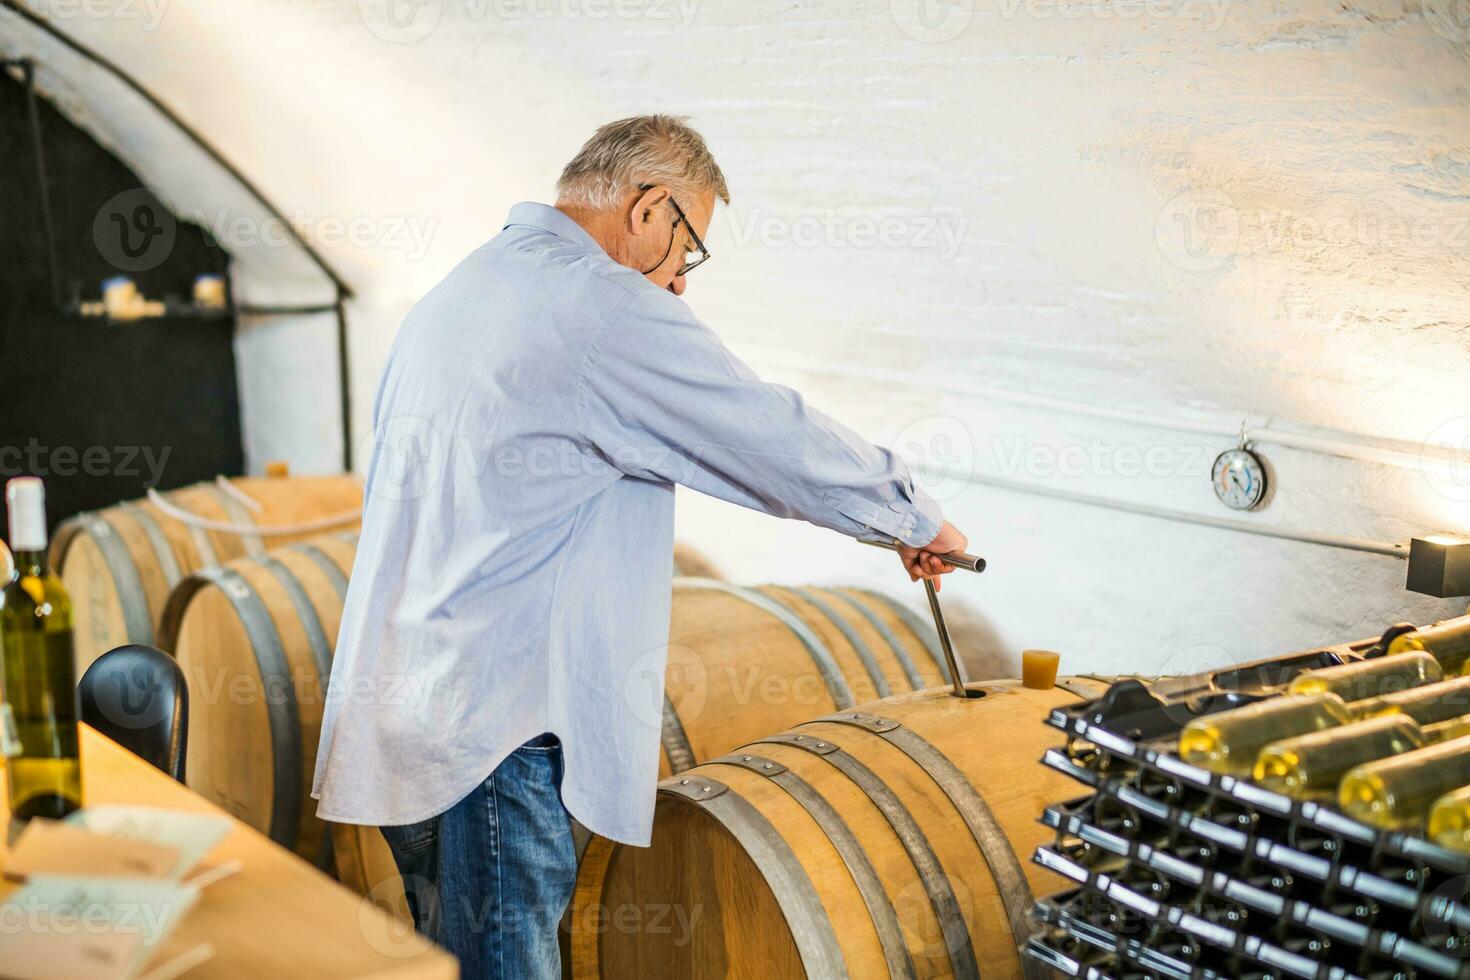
576, 288, 965, 582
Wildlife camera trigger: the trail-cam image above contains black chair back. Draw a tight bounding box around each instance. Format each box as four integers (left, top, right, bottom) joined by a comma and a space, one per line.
78, 644, 188, 781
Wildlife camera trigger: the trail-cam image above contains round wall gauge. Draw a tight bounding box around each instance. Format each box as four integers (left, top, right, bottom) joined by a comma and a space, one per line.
1212, 448, 1267, 510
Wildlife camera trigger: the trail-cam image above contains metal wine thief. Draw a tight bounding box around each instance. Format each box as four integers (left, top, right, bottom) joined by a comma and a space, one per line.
857, 537, 986, 573
859, 536, 984, 698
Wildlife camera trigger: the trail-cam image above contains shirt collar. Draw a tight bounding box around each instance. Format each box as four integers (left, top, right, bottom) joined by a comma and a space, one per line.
504, 202, 605, 254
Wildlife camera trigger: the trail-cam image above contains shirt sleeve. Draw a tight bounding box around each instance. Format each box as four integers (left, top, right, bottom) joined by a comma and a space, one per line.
576, 288, 943, 548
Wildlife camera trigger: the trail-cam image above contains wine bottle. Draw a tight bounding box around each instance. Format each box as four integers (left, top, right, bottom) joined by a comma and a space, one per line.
1423, 713, 1470, 742
1178, 694, 1357, 775
1388, 616, 1470, 677
1253, 714, 1424, 798
0, 477, 82, 820
1286, 653, 1441, 702
1361, 674, 1470, 725
1337, 734, 1470, 829
1428, 785, 1470, 854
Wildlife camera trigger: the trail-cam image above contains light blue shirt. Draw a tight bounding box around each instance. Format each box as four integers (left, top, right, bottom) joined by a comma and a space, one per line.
312, 203, 942, 844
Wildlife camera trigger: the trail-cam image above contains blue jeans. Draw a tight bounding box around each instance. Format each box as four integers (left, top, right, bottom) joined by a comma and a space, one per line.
380, 734, 577, 979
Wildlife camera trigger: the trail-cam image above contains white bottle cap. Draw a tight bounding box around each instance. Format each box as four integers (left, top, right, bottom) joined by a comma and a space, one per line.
6, 477, 48, 552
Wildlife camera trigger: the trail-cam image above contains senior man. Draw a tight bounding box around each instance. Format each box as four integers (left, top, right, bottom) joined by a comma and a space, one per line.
312, 115, 967, 978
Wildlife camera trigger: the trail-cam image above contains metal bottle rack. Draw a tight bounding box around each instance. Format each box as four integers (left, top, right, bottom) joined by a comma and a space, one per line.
1025, 635, 1470, 980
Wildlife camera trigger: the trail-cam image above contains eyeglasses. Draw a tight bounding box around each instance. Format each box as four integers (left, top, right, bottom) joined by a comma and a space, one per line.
639, 184, 710, 276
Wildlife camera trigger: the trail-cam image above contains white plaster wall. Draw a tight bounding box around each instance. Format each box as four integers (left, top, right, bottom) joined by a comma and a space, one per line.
7, 0, 1470, 674
233, 310, 343, 471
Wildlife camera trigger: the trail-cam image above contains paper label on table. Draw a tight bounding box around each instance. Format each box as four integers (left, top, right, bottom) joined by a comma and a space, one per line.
65, 806, 232, 880
6, 820, 181, 880
0, 874, 199, 980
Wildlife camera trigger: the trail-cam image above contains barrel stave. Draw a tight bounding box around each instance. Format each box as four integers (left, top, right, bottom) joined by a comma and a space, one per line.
786, 719, 1008, 974
133, 497, 212, 571
715, 749, 905, 977
663, 583, 847, 775
574, 683, 1081, 979
171, 536, 353, 870
61, 530, 135, 665
825, 588, 947, 690
101, 508, 175, 640
670, 542, 722, 580
177, 583, 275, 831
596, 794, 808, 979
758, 586, 894, 705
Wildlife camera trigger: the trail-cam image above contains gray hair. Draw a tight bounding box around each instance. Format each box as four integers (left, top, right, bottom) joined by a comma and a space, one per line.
556, 115, 730, 211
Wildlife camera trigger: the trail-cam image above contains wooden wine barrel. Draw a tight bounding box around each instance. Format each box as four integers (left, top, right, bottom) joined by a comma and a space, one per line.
332, 812, 414, 924
336, 578, 952, 922
52, 474, 363, 672
660, 580, 950, 776
569, 679, 1103, 980
671, 542, 723, 580
158, 531, 360, 873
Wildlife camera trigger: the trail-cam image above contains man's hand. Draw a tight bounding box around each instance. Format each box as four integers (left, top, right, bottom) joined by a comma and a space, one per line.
896, 520, 968, 591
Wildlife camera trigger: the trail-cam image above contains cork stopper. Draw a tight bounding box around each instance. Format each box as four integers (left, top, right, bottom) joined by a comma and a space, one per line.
1021, 649, 1061, 690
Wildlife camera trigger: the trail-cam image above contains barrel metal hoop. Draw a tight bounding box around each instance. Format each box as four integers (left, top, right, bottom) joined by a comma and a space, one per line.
818, 588, 930, 690
80, 514, 154, 645
120, 503, 182, 589
849, 588, 951, 687
1055, 679, 1105, 701
257, 556, 333, 691
875, 724, 1049, 979
195, 566, 303, 850
777, 586, 892, 699
660, 774, 730, 802
709, 753, 789, 777
755, 732, 841, 756
205, 485, 264, 556
156, 577, 204, 652
718, 752, 916, 979
291, 543, 350, 601
675, 578, 854, 709
49, 515, 84, 570
253, 555, 336, 871
662, 778, 848, 978
660, 693, 698, 775
762, 732, 980, 979
818, 710, 902, 734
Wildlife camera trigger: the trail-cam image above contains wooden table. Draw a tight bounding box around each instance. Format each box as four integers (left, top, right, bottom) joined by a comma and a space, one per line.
0, 726, 457, 979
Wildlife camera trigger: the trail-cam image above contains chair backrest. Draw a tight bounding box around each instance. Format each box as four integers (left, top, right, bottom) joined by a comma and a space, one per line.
78, 644, 188, 781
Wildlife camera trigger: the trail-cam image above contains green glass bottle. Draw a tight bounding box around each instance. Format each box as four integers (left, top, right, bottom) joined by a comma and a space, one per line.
1338, 734, 1470, 829
1178, 693, 1358, 775
1253, 713, 1425, 799
1286, 653, 1442, 702
1424, 713, 1470, 742
1361, 674, 1470, 725
1388, 616, 1470, 677
1428, 785, 1470, 854
1, 477, 82, 820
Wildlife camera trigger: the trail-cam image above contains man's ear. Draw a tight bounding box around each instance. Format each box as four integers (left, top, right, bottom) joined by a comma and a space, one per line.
627, 185, 670, 237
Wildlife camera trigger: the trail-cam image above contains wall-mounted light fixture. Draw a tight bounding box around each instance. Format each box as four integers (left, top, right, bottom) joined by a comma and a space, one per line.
1407, 534, 1470, 598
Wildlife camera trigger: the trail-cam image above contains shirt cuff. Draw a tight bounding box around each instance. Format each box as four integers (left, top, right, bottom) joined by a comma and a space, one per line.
901, 485, 944, 549
824, 483, 943, 549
